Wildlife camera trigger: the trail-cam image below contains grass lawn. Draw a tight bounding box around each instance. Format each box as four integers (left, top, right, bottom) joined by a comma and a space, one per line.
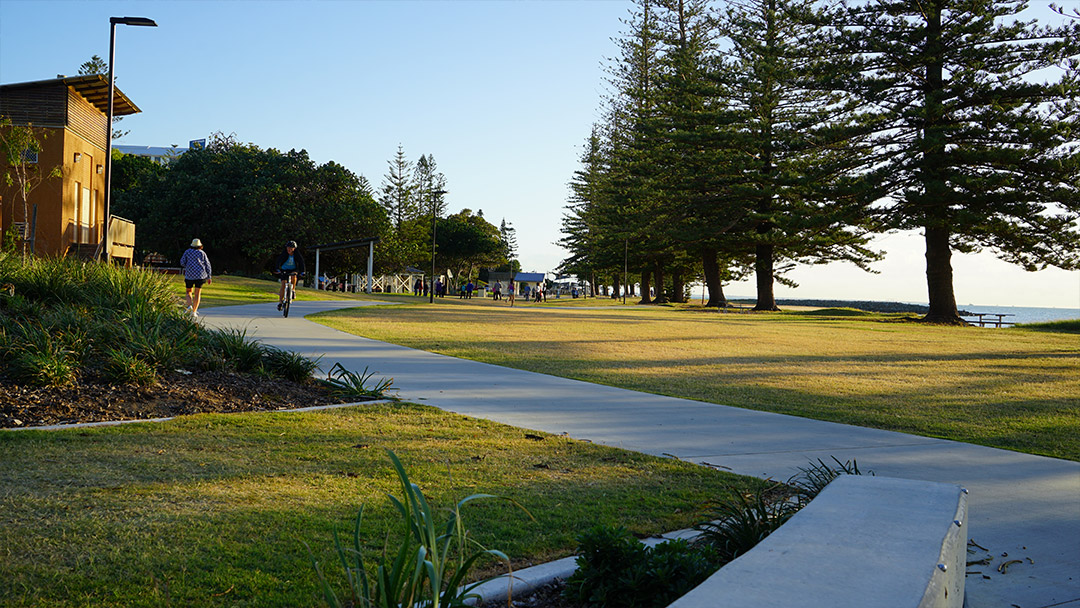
167, 274, 377, 308
311, 302, 1080, 461
0, 403, 759, 607
172, 274, 635, 309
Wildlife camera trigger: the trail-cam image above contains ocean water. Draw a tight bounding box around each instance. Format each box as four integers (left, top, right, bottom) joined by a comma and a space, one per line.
683, 288, 1078, 325
956, 305, 1080, 325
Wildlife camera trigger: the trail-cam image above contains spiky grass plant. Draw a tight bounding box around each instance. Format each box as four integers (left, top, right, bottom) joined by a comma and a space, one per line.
787, 457, 870, 507
204, 327, 265, 373
102, 348, 158, 386
263, 346, 322, 383
323, 363, 396, 399
310, 450, 521, 608
693, 483, 799, 564
1, 319, 79, 386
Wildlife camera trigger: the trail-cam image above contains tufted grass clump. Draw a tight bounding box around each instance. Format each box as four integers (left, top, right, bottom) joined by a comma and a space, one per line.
263, 346, 323, 383
0, 253, 321, 386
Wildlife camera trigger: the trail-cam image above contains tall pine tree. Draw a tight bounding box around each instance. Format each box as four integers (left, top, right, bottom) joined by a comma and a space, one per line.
718, 0, 880, 311
834, 0, 1080, 323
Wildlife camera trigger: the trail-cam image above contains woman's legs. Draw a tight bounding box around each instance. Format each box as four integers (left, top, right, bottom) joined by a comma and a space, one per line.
190, 287, 202, 314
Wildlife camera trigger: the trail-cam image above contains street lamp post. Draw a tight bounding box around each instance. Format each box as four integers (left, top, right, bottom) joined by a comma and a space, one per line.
623, 238, 628, 305
103, 16, 156, 263
429, 189, 447, 303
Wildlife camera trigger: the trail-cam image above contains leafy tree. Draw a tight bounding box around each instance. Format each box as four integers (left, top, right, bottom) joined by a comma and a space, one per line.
377, 145, 423, 273
715, 0, 880, 311
0, 118, 62, 255
497, 217, 520, 273
833, 0, 1080, 323
414, 154, 448, 218
650, 0, 747, 306
434, 209, 506, 286
566, 0, 672, 302
113, 133, 387, 272
78, 55, 107, 75
379, 145, 417, 229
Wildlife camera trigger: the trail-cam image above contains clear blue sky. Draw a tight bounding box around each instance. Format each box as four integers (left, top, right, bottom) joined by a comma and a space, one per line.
2, 0, 1078, 310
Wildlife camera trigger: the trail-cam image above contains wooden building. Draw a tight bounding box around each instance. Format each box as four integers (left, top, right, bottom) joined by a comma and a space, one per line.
0, 75, 139, 263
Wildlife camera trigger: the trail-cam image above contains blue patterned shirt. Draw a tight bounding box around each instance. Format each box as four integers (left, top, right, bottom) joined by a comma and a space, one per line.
179, 248, 212, 280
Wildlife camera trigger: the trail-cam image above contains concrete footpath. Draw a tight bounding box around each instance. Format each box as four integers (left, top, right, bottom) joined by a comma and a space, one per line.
201, 301, 1080, 608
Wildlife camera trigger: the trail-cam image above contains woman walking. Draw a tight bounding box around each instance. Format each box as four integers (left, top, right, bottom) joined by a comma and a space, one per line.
179, 238, 212, 319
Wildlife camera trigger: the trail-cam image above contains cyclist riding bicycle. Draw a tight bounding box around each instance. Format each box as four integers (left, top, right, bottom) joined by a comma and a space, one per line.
275, 241, 306, 311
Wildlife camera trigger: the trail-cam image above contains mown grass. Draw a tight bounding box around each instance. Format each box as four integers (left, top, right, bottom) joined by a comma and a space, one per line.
0, 403, 759, 607
179, 275, 633, 309
312, 302, 1080, 461
166, 274, 377, 308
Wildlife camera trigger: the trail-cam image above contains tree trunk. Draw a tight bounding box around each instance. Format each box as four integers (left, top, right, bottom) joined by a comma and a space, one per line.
702, 248, 726, 308
612, 274, 621, 300
639, 270, 652, 304
917, 9, 965, 326
923, 227, 965, 324
671, 268, 685, 303
653, 262, 668, 304
753, 243, 779, 311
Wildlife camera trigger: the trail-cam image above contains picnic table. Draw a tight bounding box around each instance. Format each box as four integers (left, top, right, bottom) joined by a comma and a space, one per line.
965, 313, 1015, 327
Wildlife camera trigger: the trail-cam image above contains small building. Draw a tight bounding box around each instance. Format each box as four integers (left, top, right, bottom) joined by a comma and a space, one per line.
0, 75, 140, 263
114, 144, 188, 165
514, 272, 546, 294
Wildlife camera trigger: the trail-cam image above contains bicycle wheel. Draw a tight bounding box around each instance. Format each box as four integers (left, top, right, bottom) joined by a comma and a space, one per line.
283, 284, 291, 318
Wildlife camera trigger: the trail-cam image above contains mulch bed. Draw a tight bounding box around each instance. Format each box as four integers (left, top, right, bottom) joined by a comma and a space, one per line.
482, 580, 576, 608
0, 370, 351, 428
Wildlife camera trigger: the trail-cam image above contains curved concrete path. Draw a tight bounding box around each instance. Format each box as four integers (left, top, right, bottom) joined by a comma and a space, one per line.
201, 301, 1080, 608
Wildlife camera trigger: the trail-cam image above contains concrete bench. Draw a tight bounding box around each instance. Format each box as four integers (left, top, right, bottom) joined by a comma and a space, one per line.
667, 475, 968, 608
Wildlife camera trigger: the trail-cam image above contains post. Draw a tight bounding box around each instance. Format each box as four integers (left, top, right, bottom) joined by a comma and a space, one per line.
623, 239, 627, 305
102, 16, 156, 263
314, 248, 320, 290
102, 21, 118, 263
366, 240, 374, 294
430, 209, 436, 303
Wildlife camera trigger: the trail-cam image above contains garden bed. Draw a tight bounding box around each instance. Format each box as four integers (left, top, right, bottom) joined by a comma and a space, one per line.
0, 369, 347, 428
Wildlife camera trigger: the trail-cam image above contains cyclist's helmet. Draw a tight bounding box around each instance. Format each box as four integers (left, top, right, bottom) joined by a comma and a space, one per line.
286, 240, 297, 248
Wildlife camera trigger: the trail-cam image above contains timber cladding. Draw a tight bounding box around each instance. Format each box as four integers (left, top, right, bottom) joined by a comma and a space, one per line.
0, 84, 108, 150
66, 88, 108, 150
0, 84, 67, 129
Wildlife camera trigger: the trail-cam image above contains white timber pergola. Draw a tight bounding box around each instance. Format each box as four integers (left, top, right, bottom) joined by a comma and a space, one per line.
308, 236, 380, 293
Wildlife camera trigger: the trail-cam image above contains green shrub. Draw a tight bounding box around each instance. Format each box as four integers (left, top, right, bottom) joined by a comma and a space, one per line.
10, 350, 78, 387
262, 346, 321, 383
1016, 319, 1080, 333
0, 292, 38, 317
563, 526, 718, 608
0, 255, 321, 390
102, 349, 158, 386
1, 319, 79, 386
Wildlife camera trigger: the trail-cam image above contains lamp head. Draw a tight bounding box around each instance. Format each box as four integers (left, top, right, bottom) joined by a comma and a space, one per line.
111, 17, 157, 27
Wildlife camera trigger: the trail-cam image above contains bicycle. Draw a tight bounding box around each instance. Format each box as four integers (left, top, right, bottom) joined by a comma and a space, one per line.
279, 271, 300, 318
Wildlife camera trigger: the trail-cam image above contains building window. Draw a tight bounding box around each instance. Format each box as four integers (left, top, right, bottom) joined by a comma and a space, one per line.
20, 149, 38, 164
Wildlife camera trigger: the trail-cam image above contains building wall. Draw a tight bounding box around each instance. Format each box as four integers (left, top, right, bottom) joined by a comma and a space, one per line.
0, 125, 63, 255
0, 126, 105, 257
1, 80, 119, 258
0, 83, 67, 129
66, 88, 108, 150
62, 129, 106, 253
